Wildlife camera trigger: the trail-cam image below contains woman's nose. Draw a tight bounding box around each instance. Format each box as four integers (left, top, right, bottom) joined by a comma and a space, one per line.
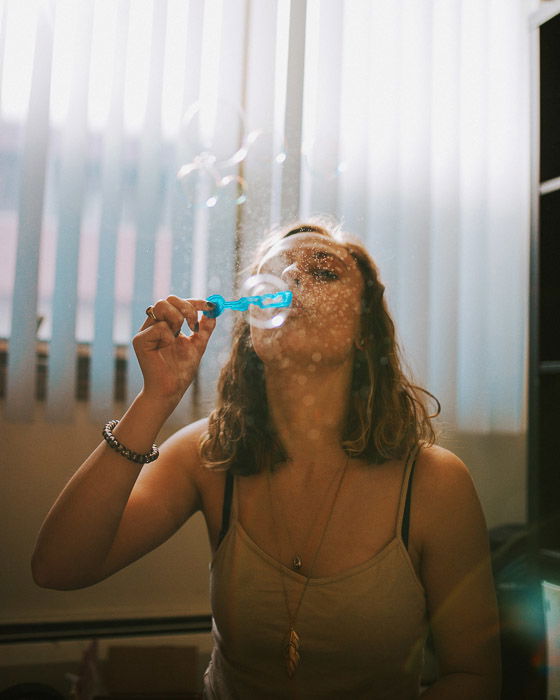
281, 264, 301, 287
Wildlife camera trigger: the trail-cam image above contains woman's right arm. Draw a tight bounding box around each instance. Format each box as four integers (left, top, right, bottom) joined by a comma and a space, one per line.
31, 296, 216, 590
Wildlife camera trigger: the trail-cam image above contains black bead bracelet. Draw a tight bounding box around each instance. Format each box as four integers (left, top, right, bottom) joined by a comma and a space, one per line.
102, 419, 159, 464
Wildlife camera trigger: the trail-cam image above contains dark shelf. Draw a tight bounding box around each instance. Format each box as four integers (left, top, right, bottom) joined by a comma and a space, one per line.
534, 12, 560, 581
540, 12, 560, 182
535, 374, 560, 552
0, 614, 213, 644
538, 189, 560, 361
539, 361, 560, 374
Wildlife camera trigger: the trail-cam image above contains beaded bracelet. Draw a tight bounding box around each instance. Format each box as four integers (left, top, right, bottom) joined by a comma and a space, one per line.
102, 419, 159, 464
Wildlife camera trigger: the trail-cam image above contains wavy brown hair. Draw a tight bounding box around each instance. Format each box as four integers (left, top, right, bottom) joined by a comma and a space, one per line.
200, 218, 439, 474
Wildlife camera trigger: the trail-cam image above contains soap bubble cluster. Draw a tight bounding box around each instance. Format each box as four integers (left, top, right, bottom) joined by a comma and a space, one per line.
177, 100, 261, 210
178, 154, 248, 209
177, 102, 347, 211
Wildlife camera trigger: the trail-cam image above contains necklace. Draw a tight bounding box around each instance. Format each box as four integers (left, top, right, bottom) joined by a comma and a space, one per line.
275, 461, 348, 573
266, 456, 350, 678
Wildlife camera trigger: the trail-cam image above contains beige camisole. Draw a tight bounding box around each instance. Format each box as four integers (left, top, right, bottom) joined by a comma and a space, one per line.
203, 451, 428, 699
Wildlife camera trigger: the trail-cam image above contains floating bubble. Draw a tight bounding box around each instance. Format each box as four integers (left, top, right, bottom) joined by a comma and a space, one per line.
180, 100, 261, 165
179, 99, 261, 165
240, 273, 293, 330
177, 157, 220, 209
177, 104, 292, 211
177, 158, 248, 209
177, 100, 259, 210
301, 138, 347, 182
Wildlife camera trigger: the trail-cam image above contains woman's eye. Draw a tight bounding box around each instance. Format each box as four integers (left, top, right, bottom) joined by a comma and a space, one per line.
311, 268, 339, 281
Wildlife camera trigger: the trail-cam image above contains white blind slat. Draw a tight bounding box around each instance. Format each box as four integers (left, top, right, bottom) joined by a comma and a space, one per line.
485, 0, 530, 430
5, 2, 55, 421
170, 0, 204, 296
279, 0, 307, 222
301, 0, 343, 217
127, 0, 168, 403
90, 0, 130, 420
47, 1, 95, 420
362, 1, 401, 293
237, 0, 279, 266
0, 1, 7, 111
196, 0, 248, 415
393, 0, 433, 385
457, 0, 491, 430
338, 0, 370, 237
428, 0, 461, 425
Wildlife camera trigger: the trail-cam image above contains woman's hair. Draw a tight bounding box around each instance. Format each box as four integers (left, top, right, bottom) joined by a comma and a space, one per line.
200, 217, 439, 474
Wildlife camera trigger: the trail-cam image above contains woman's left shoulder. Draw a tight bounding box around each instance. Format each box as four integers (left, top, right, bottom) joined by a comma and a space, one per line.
413, 443, 484, 524
414, 443, 470, 480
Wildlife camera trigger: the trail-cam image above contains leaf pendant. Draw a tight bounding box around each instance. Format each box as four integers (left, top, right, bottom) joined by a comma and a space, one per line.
285, 627, 301, 678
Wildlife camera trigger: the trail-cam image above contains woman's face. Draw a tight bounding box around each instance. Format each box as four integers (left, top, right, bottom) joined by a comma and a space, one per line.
250, 232, 364, 369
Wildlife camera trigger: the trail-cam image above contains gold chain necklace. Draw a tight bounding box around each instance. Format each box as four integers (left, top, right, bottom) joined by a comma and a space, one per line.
278, 460, 349, 573
266, 456, 350, 678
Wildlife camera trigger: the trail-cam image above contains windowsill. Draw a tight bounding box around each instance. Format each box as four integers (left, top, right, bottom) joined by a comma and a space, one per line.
0, 338, 129, 402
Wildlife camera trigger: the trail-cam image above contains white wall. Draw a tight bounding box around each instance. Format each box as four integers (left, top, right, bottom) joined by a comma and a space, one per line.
1, 402, 212, 628
1, 402, 527, 667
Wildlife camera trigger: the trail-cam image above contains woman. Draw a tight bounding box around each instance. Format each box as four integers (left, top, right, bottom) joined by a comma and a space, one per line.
32, 221, 501, 699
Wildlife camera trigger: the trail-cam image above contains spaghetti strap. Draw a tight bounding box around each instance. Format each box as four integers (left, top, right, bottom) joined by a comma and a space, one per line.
217, 471, 235, 547
395, 444, 421, 546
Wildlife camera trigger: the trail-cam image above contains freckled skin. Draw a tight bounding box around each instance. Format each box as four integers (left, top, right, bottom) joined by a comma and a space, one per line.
250, 233, 364, 369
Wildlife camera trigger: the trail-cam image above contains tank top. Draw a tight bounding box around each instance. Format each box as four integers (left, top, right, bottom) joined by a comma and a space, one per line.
203, 449, 428, 699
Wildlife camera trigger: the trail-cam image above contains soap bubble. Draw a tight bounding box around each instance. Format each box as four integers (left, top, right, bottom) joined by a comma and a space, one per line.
177, 156, 220, 208
240, 273, 293, 330
301, 138, 347, 182
177, 155, 248, 209
177, 100, 261, 209
180, 99, 262, 165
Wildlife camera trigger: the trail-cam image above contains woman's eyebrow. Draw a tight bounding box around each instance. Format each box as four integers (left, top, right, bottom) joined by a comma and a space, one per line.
311, 250, 349, 269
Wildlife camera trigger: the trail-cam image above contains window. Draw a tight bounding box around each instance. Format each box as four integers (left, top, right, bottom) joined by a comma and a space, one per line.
1, 0, 532, 431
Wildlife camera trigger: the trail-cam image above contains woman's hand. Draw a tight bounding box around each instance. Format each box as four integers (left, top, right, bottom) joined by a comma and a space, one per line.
133, 295, 216, 404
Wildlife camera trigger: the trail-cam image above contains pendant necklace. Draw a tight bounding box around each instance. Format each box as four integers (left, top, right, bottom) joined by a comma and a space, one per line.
267, 456, 346, 572
266, 456, 350, 678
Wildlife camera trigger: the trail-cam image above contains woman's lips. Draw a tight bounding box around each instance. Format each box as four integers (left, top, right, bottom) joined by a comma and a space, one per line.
288, 298, 305, 314
289, 291, 304, 307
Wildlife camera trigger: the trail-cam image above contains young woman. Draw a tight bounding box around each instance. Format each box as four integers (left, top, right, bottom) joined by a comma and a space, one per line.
32, 221, 501, 699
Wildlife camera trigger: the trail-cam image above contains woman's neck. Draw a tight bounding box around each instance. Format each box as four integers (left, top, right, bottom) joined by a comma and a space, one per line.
264, 356, 353, 463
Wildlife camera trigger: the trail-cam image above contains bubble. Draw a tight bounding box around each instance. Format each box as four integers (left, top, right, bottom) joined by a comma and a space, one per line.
177, 158, 221, 209
239, 272, 293, 330
301, 138, 347, 182
177, 100, 262, 210
177, 156, 248, 210
180, 99, 262, 165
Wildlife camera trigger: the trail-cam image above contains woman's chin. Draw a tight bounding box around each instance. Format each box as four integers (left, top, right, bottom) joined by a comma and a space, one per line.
253, 333, 352, 371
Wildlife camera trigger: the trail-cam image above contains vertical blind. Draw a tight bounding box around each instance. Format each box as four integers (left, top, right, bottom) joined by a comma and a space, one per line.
1, 0, 533, 431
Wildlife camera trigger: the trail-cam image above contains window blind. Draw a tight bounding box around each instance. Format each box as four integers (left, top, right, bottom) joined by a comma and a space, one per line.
1, 0, 533, 432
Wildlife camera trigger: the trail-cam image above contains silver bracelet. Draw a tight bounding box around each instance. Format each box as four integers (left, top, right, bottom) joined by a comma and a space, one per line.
102, 419, 159, 464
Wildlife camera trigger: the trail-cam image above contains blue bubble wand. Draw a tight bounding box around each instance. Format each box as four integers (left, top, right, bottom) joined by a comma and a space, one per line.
203, 290, 293, 319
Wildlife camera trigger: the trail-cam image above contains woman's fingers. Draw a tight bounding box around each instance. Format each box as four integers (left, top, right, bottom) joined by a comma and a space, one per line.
188, 313, 216, 349
140, 296, 213, 335
134, 317, 176, 352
